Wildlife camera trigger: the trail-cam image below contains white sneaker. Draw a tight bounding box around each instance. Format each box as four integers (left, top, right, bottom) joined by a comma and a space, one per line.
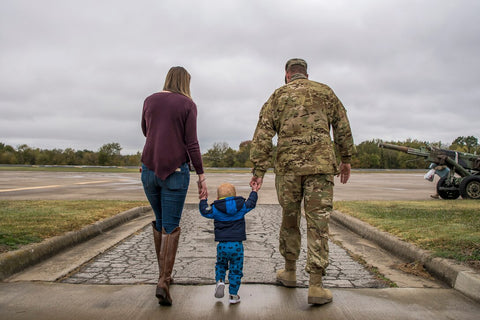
229, 294, 241, 304
214, 281, 225, 298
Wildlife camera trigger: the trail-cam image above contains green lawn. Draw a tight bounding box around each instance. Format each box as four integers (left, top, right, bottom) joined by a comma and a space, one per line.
334, 200, 480, 268
0, 200, 148, 253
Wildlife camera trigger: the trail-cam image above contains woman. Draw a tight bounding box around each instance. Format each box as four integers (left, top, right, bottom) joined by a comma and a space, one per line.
141, 66, 207, 306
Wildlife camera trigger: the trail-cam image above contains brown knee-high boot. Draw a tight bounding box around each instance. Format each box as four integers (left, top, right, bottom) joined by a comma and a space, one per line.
152, 221, 161, 263
156, 226, 181, 306
152, 222, 174, 286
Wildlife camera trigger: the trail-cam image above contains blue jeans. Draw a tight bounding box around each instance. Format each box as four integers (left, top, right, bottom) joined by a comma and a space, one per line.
141, 163, 190, 234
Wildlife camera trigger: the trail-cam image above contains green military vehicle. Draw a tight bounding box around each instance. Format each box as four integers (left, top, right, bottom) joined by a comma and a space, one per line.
379, 143, 480, 200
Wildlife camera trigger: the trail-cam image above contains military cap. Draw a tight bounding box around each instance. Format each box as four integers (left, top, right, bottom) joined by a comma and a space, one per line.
285, 58, 307, 71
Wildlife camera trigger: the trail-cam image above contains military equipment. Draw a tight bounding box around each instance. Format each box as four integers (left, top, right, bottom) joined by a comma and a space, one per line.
378, 143, 480, 200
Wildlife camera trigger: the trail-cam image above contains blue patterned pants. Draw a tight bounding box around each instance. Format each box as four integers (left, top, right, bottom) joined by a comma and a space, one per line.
215, 242, 244, 295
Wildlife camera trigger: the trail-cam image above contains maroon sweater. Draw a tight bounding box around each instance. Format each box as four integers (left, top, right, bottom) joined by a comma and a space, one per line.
141, 91, 204, 180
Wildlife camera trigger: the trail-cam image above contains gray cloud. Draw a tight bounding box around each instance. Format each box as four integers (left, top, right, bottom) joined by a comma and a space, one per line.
1, 0, 479, 155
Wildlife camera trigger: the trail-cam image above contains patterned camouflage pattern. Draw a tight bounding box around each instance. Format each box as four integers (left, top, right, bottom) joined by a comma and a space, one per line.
250, 74, 355, 178
250, 69, 355, 275
275, 174, 332, 274
285, 58, 307, 71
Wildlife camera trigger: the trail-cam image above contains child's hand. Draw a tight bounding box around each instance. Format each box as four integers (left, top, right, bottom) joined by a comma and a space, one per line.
250, 176, 263, 192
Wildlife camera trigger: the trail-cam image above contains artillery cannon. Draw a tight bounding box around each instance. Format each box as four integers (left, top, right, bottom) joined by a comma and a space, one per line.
378, 143, 480, 199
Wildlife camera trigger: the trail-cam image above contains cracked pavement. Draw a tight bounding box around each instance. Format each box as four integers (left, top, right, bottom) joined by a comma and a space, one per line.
62, 204, 387, 289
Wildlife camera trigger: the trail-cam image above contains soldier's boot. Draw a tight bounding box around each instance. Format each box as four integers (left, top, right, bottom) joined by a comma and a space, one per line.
156, 227, 180, 306
276, 259, 297, 287
308, 273, 333, 305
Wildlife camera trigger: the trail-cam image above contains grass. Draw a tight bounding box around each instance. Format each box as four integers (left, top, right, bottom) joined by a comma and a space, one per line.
334, 200, 480, 268
0, 200, 148, 253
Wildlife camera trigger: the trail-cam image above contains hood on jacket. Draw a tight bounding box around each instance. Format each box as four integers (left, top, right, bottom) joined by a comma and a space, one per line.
212, 196, 245, 215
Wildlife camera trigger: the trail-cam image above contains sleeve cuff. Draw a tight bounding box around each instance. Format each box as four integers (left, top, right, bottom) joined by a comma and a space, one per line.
252, 168, 266, 178
341, 156, 352, 164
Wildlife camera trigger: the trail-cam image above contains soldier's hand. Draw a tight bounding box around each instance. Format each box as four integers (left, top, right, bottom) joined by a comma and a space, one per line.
250, 176, 263, 191
339, 163, 351, 184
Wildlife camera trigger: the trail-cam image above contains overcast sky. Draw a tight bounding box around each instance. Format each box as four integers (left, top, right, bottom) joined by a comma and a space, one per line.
1, 0, 479, 155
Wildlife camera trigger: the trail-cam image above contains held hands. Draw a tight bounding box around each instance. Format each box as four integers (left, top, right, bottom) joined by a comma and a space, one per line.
250, 176, 263, 192
197, 174, 208, 200
251, 182, 260, 192
338, 162, 351, 184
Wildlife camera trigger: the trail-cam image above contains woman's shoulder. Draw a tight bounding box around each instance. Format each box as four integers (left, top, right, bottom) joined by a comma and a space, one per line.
145, 91, 193, 101
144, 91, 167, 102
162, 91, 196, 104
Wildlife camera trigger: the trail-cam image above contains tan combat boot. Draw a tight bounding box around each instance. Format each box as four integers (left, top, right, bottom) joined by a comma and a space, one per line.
276, 259, 297, 287
308, 273, 332, 305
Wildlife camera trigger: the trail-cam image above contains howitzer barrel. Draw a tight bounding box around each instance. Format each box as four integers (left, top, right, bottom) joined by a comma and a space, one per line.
378, 143, 409, 153
378, 143, 429, 157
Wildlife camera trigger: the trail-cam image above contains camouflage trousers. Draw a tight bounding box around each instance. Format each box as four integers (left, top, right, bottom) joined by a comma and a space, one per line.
275, 173, 333, 275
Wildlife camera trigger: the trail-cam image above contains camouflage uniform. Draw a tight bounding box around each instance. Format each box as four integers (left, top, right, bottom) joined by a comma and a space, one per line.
250, 61, 355, 274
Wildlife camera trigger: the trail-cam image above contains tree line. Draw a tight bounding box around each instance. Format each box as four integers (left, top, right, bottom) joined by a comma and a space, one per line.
0, 142, 141, 167
1, 136, 478, 169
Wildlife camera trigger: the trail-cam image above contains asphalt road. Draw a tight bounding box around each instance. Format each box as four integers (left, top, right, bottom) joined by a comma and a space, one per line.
0, 170, 440, 203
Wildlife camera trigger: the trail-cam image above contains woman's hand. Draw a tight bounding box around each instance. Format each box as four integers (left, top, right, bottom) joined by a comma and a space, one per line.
197, 174, 208, 199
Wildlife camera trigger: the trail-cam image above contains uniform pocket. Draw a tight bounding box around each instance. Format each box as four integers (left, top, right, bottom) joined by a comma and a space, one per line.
325, 174, 334, 185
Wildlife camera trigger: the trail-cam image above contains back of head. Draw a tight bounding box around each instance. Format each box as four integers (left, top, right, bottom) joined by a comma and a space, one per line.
163, 66, 192, 98
285, 58, 308, 75
217, 183, 236, 199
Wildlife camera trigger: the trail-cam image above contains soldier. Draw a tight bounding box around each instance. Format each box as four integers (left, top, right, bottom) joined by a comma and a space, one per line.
250, 58, 355, 305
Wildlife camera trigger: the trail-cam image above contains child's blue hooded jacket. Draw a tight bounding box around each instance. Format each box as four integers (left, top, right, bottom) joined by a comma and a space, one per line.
199, 191, 257, 242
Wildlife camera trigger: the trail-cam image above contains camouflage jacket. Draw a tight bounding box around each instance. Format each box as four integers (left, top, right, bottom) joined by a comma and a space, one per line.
250, 74, 355, 178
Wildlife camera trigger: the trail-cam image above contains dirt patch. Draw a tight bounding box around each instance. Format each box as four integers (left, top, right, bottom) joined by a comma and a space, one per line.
0, 245, 9, 254
466, 260, 480, 271
394, 261, 436, 280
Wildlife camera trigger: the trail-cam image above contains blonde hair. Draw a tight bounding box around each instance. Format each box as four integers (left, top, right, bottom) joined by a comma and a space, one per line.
163, 66, 192, 98
217, 183, 236, 199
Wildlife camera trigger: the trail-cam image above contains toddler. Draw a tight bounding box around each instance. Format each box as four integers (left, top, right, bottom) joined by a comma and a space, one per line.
199, 182, 259, 304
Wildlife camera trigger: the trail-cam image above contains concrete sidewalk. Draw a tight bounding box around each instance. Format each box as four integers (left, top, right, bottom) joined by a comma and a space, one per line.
57, 205, 388, 289
1, 282, 479, 320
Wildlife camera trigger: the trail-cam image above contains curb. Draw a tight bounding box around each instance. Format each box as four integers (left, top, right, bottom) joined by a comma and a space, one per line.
331, 210, 480, 303
0, 206, 151, 281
